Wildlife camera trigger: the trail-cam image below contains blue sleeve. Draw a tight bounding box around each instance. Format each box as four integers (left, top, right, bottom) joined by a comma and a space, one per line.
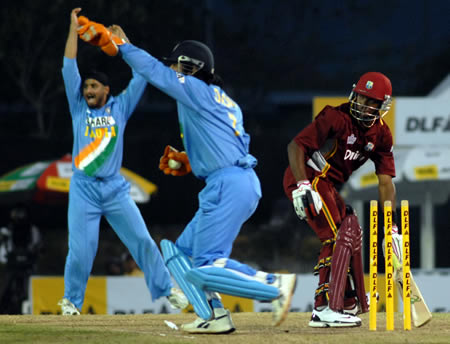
119, 44, 207, 112
114, 69, 148, 121
61, 57, 83, 118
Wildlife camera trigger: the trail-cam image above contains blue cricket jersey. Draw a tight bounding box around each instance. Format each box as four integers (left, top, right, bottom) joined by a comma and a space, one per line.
119, 44, 257, 179
62, 57, 147, 178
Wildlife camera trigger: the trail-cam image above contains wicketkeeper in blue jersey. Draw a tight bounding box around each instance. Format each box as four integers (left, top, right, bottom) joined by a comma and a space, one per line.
58, 8, 188, 315
75, 14, 297, 334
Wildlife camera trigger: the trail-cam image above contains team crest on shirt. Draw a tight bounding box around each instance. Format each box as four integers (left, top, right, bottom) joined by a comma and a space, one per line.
365, 81, 374, 89
364, 142, 375, 152
347, 134, 357, 145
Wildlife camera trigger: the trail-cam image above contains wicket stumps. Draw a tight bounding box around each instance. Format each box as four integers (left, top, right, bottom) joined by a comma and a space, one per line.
368, 200, 411, 331
384, 201, 394, 330
369, 200, 378, 331
401, 200, 411, 330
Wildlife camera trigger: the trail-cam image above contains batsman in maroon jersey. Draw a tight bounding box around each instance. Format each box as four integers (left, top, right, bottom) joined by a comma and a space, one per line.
284, 72, 397, 328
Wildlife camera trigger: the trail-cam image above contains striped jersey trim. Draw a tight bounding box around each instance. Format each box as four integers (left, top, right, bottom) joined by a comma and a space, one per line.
323, 139, 338, 160
312, 163, 338, 238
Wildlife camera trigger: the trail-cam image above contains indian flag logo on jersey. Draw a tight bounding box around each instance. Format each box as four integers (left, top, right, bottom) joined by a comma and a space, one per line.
74, 125, 118, 176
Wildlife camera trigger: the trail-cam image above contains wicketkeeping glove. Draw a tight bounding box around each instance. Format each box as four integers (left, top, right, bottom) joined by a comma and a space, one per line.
77, 16, 125, 56
159, 145, 192, 177
291, 180, 322, 220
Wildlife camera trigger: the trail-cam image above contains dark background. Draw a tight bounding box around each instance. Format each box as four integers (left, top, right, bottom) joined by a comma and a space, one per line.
0, 0, 449, 276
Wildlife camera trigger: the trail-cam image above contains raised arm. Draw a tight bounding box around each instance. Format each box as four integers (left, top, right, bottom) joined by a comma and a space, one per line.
64, 8, 82, 59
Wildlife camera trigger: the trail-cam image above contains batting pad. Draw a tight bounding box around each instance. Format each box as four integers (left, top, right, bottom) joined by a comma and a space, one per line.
160, 240, 212, 320
185, 266, 279, 301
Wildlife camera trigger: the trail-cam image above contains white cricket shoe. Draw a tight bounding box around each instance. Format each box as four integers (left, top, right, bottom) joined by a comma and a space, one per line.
309, 306, 361, 328
58, 298, 80, 315
343, 303, 359, 316
181, 308, 235, 334
271, 273, 297, 326
167, 287, 189, 310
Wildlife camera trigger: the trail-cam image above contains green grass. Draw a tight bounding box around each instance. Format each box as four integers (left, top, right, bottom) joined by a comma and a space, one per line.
0, 312, 449, 344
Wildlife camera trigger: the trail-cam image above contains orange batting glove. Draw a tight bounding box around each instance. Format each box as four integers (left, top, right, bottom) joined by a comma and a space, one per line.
159, 145, 192, 177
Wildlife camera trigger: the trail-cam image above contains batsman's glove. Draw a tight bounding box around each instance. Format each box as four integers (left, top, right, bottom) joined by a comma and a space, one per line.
159, 145, 192, 177
77, 16, 125, 56
291, 180, 322, 220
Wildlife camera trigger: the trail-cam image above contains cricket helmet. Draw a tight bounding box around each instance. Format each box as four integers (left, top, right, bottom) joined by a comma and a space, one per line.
349, 72, 393, 128
163, 40, 214, 76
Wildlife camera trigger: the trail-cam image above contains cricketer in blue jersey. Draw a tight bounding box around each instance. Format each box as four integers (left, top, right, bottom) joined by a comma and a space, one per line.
58, 8, 187, 315
76, 20, 298, 333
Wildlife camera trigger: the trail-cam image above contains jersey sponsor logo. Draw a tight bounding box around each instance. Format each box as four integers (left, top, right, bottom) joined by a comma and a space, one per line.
364, 142, 374, 152
344, 149, 361, 161
86, 116, 116, 128
347, 134, 357, 145
84, 115, 117, 139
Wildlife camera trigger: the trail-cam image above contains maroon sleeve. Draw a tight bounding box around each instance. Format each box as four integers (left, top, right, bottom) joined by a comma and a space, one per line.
371, 124, 396, 177
293, 105, 344, 156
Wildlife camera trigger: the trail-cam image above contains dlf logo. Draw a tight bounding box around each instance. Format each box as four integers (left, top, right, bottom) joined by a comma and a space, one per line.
344, 149, 360, 160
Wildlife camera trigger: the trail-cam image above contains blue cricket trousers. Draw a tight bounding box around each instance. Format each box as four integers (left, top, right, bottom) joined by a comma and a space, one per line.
63, 172, 172, 309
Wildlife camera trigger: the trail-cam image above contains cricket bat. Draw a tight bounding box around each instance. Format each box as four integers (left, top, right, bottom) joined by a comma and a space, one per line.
394, 266, 432, 327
